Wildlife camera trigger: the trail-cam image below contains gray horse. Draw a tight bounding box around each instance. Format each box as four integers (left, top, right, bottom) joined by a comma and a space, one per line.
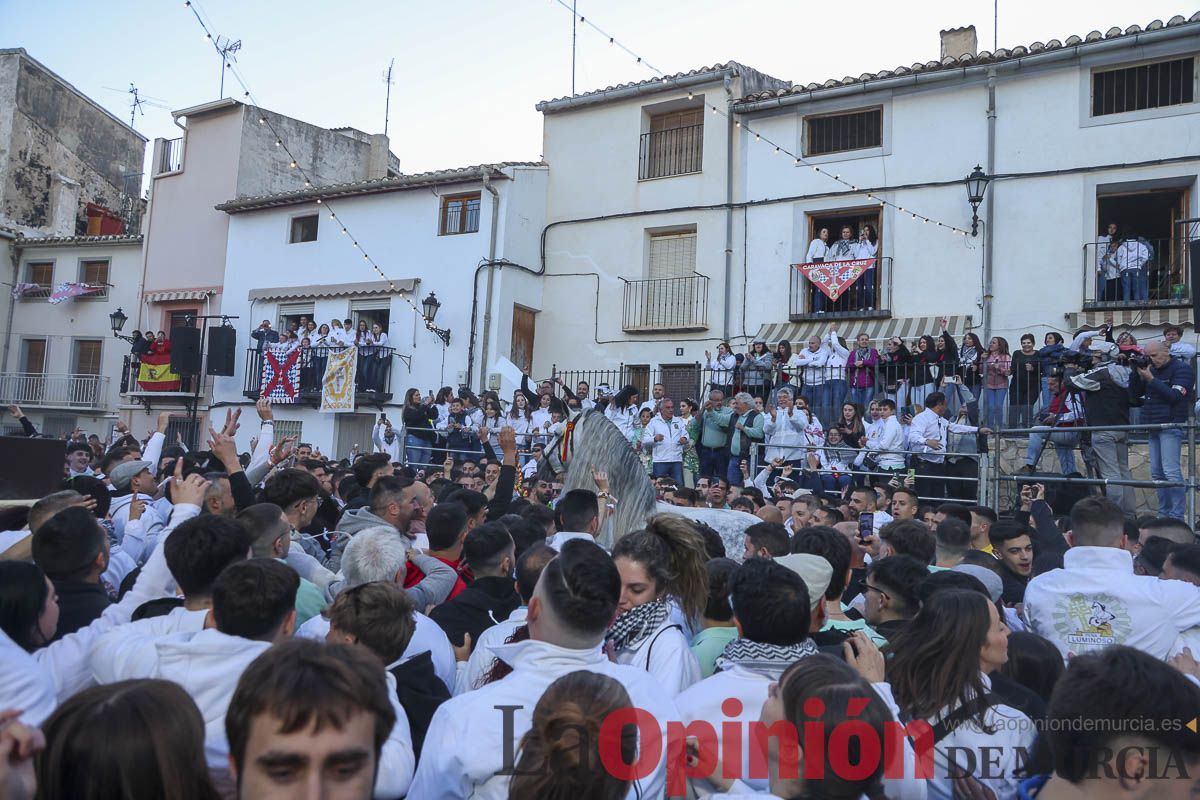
543, 408, 757, 556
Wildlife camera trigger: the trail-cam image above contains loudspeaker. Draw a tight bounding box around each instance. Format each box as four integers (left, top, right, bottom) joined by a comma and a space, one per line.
206, 326, 237, 376
1190, 239, 1200, 323
170, 326, 202, 375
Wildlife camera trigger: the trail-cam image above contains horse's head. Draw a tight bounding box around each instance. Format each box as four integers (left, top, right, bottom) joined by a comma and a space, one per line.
540, 408, 585, 481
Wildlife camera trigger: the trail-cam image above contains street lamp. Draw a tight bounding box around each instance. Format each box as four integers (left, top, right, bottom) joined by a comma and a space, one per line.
109, 307, 136, 343
964, 165, 991, 237
421, 291, 451, 347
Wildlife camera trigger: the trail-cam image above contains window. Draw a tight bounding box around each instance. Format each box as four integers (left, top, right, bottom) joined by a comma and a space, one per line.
167, 309, 199, 332
165, 416, 199, 450
73, 340, 102, 375
1093, 57, 1195, 117
439, 193, 481, 235
640, 108, 703, 179
273, 419, 303, 446
25, 261, 53, 290
648, 230, 697, 279
41, 415, 77, 439
20, 339, 47, 373
78, 259, 109, 298
289, 214, 319, 243
804, 107, 883, 156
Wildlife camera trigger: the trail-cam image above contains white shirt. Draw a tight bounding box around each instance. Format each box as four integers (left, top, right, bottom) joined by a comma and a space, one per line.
604, 403, 638, 439
805, 238, 830, 262
1096, 234, 1119, 279
1024, 546, 1200, 661
762, 407, 810, 462
1115, 239, 1151, 271
546, 531, 598, 550
641, 414, 691, 463
0, 628, 56, 726
790, 347, 829, 386
708, 353, 738, 384
863, 414, 905, 469
907, 408, 976, 464
409, 638, 678, 800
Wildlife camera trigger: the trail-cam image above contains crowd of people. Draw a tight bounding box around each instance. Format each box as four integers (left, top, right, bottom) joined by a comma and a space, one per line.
5, 356, 1200, 800
252, 315, 393, 394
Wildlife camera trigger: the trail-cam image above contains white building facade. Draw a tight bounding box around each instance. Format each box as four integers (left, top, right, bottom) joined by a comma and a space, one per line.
212, 163, 547, 456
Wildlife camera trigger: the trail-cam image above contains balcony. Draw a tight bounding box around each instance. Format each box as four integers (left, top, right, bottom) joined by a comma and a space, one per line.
242, 346, 396, 407
622, 274, 710, 333
638, 124, 703, 180
1083, 236, 1190, 310
788, 257, 893, 321
156, 137, 183, 175
0, 373, 109, 410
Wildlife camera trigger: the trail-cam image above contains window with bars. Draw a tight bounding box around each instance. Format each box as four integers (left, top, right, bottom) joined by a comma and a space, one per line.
639, 108, 704, 179
73, 340, 102, 375
1092, 57, 1195, 116
25, 261, 53, 290
439, 193, 481, 235
272, 419, 303, 446
804, 107, 883, 157
78, 260, 109, 298
289, 214, 319, 243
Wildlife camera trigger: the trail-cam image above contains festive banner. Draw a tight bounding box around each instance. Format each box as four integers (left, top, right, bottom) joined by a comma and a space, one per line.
136, 352, 181, 391
320, 345, 358, 412
9, 282, 45, 300
260, 345, 301, 404
47, 282, 105, 304
792, 258, 877, 301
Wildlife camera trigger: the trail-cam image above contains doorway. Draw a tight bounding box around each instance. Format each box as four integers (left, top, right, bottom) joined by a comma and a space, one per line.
807, 207, 882, 313
510, 305, 536, 373
335, 413, 377, 461
1097, 187, 1190, 300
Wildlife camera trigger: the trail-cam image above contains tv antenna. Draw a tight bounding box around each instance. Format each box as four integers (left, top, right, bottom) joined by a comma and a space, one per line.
103, 85, 171, 130
382, 58, 395, 137
214, 35, 242, 97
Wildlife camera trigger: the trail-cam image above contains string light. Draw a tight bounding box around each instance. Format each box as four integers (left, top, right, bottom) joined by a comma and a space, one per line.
552, 0, 973, 236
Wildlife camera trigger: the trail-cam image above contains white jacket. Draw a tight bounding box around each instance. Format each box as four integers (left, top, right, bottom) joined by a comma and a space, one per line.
762, 407, 810, 462
0, 628, 56, 726
790, 347, 829, 386
1024, 546, 1200, 661
109, 491, 170, 551
641, 415, 692, 463
604, 403, 638, 439
409, 638, 679, 800
89, 606, 209, 683
708, 353, 738, 385
454, 606, 528, 695
863, 414, 906, 469
373, 423, 403, 461
1115, 239, 1151, 271
612, 617, 701, 698
805, 238, 829, 262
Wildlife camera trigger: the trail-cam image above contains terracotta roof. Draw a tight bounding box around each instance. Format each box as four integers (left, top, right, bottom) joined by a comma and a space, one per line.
217, 162, 546, 214
736, 12, 1200, 105
536, 61, 791, 112
15, 234, 143, 247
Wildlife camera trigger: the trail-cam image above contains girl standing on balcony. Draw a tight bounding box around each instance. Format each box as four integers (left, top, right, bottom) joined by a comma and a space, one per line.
705, 342, 737, 396
769, 340, 794, 405
855, 224, 879, 310
805, 227, 830, 313
741, 341, 774, 400
878, 337, 911, 409
506, 391, 533, 452
297, 336, 316, 392
149, 331, 170, 356
957, 332, 985, 403
984, 336, 1012, 430
363, 323, 389, 393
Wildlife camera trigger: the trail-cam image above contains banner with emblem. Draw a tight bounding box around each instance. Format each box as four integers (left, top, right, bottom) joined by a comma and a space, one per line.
260, 344, 301, 404
136, 351, 181, 391
793, 258, 876, 301
320, 345, 358, 412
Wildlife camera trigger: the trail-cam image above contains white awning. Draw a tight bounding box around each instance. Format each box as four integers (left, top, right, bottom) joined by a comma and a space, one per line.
1065, 308, 1193, 330
754, 315, 973, 345
143, 289, 216, 303
247, 279, 418, 303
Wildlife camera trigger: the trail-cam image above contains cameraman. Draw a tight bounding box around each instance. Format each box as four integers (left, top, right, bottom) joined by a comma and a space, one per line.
1018, 373, 1084, 475
1130, 341, 1195, 520
1069, 348, 1134, 514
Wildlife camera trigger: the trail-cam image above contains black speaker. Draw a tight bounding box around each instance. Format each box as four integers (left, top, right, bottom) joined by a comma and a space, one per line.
170, 326, 202, 375
206, 326, 237, 376
1190, 239, 1200, 323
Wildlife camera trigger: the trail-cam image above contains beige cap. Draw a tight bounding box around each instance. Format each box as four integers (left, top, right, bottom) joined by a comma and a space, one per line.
776, 553, 832, 610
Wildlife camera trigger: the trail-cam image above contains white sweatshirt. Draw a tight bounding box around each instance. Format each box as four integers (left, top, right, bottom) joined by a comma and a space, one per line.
641, 415, 692, 463
762, 408, 810, 463
612, 617, 701, 698
454, 607, 528, 696
0, 629, 56, 726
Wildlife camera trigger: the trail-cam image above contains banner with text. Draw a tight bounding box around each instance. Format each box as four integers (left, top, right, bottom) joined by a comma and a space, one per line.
320, 345, 358, 412
793, 258, 876, 300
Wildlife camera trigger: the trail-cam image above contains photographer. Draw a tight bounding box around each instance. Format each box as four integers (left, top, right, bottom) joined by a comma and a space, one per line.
1068, 348, 1135, 514
1130, 341, 1195, 520
1018, 374, 1084, 476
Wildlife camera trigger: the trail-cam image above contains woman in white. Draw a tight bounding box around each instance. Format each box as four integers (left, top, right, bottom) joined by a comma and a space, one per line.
705, 342, 737, 395
805, 226, 831, 313
529, 393, 554, 447
763, 388, 810, 469
607, 515, 705, 698
604, 384, 641, 440
480, 399, 504, 449
884, 588, 1033, 800
505, 391, 533, 452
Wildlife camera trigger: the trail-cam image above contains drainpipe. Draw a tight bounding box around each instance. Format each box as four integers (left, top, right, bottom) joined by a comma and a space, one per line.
2, 237, 19, 373
478, 169, 501, 390
981, 68, 997, 350
723, 75, 735, 343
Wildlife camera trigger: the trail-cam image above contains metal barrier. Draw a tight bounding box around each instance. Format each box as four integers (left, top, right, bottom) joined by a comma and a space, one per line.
242, 346, 397, 406
1082, 236, 1189, 308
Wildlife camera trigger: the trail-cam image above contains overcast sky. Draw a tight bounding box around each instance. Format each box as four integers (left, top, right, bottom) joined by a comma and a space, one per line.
3, 0, 1191, 179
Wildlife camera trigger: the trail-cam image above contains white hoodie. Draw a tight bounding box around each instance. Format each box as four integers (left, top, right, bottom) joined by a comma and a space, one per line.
454, 606, 528, 696
612, 617, 701, 698
410, 638, 679, 800
0, 629, 56, 726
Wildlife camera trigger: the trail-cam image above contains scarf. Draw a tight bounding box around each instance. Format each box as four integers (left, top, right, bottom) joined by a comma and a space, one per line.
714, 637, 819, 675
960, 344, 979, 366
605, 600, 670, 652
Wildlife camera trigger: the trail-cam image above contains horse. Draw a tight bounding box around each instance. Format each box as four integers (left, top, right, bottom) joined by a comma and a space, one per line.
542, 408, 757, 556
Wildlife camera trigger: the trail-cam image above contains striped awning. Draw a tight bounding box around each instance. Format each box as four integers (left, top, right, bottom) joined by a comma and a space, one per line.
247, 279, 418, 303
143, 289, 216, 303
1065, 307, 1193, 330
754, 315, 973, 346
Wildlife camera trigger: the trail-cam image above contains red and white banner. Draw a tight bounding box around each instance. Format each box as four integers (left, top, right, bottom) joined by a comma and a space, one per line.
261, 345, 301, 404
792, 258, 876, 300
47, 282, 105, 304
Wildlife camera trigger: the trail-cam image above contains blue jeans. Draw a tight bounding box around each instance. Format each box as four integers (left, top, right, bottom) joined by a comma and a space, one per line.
850, 386, 875, 410
727, 455, 750, 487
807, 383, 830, 422
1149, 426, 1185, 520
1121, 269, 1148, 302
1039, 378, 1052, 416
1025, 427, 1080, 474
405, 434, 432, 470
820, 472, 852, 495
984, 388, 1007, 429
652, 461, 684, 486
827, 379, 848, 413
856, 268, 877, 308
698, 445, 728, 481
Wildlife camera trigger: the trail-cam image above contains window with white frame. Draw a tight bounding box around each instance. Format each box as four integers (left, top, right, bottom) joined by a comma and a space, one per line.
804, 107, 883, 157
1092, 57, 1195, 117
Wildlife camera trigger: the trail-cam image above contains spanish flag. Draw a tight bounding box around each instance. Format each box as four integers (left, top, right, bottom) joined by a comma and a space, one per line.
137, 352, 181, 391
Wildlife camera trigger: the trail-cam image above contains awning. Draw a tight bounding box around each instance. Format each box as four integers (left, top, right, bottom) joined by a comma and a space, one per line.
754, 315, 973, 345
248, 279, 418, 303
143, 289, 216, 303
1065, 307, 1193, 330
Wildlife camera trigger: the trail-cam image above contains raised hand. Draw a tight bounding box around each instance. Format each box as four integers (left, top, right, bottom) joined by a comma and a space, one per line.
208, 428, 239, 470
256, 396, 273, 422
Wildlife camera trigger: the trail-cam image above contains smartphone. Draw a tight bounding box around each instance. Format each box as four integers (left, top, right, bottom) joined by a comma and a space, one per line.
858, 512, 874, 544
906, 468, 916, 479
901, 405, 915, 418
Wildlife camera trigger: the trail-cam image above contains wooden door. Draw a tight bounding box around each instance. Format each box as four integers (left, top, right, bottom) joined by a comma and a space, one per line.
510, 305, 536, 374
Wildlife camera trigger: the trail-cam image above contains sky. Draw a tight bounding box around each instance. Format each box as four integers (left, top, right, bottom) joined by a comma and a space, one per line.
2, 0, 1193, 181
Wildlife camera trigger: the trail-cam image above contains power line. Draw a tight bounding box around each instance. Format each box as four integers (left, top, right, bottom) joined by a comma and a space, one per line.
550, 0, 973, 237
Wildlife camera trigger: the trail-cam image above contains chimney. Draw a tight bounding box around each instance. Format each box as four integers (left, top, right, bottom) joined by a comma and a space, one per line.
940, 25, 978, 59
367, 134, 390, 180
49, 174, 81, 236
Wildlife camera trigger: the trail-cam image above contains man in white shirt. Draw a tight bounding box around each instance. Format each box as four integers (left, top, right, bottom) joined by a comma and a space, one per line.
409, 539, 678, 799
546, 489, 603, 550
907, 391, 989, 502
858, 397, 905, 473
641, 398, 691, 487
1025, 496, 1200, 661
1116, 235, 1152, 302
639, 382, 666, 414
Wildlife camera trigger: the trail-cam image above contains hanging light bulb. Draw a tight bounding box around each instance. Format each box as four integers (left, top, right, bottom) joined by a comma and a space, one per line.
289, 160, 297, 168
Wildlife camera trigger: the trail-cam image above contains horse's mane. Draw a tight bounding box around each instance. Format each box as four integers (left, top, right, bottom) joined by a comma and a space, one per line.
561, 409, 657, 549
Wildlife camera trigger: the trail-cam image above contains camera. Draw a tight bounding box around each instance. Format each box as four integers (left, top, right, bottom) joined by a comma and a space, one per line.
1122, 352, 1151, 369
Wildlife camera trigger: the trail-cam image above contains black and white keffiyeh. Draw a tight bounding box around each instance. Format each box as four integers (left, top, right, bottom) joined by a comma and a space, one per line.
714, 637, 819, 676
605, 600, 671, 652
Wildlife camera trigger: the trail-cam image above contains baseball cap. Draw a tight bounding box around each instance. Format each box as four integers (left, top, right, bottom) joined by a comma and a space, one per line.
109, 460, 153, 492
952, 564, 1003, 603
776, 553, 832, 610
